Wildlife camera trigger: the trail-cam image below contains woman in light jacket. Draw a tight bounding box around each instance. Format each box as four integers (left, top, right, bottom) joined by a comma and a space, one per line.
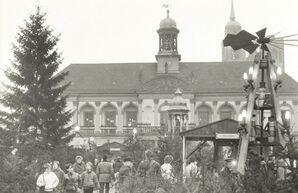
36, 163, 59, 193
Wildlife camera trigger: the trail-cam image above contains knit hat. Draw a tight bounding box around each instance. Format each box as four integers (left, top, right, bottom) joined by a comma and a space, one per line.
123, 157, 132, 162
75, 155, 83, 160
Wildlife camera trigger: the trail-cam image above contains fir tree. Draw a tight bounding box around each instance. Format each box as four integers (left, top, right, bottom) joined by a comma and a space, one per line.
0, 6, 73, 158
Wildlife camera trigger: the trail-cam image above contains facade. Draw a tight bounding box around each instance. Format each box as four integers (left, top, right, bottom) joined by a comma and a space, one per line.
62, 4, 298, 148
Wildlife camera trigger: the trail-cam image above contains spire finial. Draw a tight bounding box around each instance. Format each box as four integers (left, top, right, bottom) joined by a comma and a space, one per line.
230, 0, 236, 21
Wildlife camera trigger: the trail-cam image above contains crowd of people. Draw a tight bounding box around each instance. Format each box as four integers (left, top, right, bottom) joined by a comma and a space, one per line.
35, 150, 203, 193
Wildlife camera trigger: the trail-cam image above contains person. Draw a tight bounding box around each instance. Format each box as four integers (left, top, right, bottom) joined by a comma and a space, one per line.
52, 161, 65, 193
160, 155, 175, 183
64, 163, 81, 193
36, 163, 59, 193
94, 158, 100, 170
118, 157, 134, 193
73, 156, 86, 176
81, 162, 99, 193
137, 150, 161, 191
184, 157, 198, 183
113, 157, 123, 174
96, 155, 115, 193
113, 157, 123, 193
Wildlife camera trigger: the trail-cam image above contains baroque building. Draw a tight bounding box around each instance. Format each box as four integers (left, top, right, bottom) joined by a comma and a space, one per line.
62, 4, 298, 149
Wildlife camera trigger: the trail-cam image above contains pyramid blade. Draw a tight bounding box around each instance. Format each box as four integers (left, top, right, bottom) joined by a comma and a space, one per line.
223, 34, 237, 47
223, 31, 257, 51
243, 44, 259, 54
237, 30, 257, 42
256, 28, 267, 38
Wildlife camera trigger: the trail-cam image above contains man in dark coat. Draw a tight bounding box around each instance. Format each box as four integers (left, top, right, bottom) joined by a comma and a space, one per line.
96, 155, 115, 193
137, 150, 161, 192
118, 157, 134, 193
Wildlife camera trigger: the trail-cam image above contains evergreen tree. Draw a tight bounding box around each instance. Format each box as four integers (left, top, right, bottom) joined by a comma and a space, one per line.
0, 6, 73, 159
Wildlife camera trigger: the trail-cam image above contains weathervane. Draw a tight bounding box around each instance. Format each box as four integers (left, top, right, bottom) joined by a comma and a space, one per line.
162, 0, 170, 15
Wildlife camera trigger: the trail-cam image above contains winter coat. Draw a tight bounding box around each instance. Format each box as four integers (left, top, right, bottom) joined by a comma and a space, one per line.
63, 172, 80, 191
73, 162, 86, 175
118, 165, 134, 193
185, 162, 198, 179
80, 170, 99, 189
96, 161, 115, 183
113, 161, 123, 173
36, 172, 59, 192
161, 163, 174, 181
138, 159, 161, 189
52, 167, 65, 187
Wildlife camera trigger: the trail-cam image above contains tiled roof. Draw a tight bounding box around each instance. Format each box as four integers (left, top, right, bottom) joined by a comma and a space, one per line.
60, 61, 298, 95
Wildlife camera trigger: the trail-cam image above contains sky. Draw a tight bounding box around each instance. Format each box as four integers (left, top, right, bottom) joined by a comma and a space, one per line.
1, 0, 298, 81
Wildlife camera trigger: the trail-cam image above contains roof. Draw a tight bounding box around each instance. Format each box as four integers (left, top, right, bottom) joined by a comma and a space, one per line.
60, 61, 298, 95
180, 119, 239, 140
160, 10, 177, 29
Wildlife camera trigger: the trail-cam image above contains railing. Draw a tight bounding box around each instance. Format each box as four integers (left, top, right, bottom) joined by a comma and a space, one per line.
78, 126, 95, 137
123, 125, 160, 135
100, 126, 117, 135
76, 125, 161, 137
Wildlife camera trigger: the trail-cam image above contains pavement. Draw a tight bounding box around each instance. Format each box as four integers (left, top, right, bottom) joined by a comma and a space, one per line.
92, 186, 116, 193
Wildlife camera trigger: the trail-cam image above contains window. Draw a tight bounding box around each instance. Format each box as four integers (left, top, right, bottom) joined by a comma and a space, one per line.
199, 111, 210, 126
197, 105, 212, 126
84, 111, 94, 127
105, 111, 116, 126
219, 105, 234, 120
159, 104, 170, 127
102, 105, 117, 126
126, 111, 137, 126
124, 105, 138, 126
80, 105, 95, 127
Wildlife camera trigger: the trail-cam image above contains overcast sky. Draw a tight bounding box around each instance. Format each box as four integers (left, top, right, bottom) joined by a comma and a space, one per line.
1, 0, 298, 81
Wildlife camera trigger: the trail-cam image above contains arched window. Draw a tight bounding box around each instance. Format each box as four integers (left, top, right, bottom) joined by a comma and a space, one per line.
80, 105, 95, 127
219, 104, 235, 120
159, 104, 170, 127
197, 105, 212, 126
102, 104, 117, 126
143, 106, 153, 125
124, 104, 138, 127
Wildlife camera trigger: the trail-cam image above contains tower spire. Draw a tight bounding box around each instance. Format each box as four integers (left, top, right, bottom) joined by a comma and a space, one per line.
230, 0, 235, 21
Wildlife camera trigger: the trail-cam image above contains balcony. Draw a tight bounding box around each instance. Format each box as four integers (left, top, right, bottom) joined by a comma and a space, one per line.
76, 125, 161, 137
100, 126, 117, 135
123, 125, 160, 135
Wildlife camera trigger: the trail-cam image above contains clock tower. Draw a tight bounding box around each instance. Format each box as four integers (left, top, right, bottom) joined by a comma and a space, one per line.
156, 9, 181, 73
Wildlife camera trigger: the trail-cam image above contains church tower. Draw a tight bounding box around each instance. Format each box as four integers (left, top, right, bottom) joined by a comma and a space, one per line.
222, 0, 246, 61
156, 9, 181, 73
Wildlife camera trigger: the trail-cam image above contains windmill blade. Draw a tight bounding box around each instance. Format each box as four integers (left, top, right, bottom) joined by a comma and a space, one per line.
272, 41, 298, 47
223, 34, 237, 47
256, 28, 267, 38
274, 39, 298, 42
268, 43, 283, 50
281, 42, 298, 47
223, 34, 249, 50
243, 44, 259, 54
223, 30, 258, 52
238, 30, 257, 42
267, 31, 281, 39
271, 33, 298, 40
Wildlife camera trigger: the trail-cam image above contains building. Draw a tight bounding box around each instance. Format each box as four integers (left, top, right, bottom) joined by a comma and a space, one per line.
62, 3, 298, 149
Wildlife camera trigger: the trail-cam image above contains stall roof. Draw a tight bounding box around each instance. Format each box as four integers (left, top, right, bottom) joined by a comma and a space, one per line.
180, 119, 239, 141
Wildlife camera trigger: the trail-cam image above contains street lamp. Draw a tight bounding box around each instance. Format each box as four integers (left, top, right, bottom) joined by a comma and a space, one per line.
74, 125, 80, 133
